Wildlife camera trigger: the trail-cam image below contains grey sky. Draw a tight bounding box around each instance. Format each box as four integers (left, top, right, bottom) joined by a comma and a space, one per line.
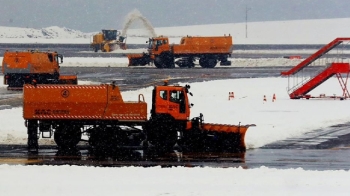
0, 0, 349, 32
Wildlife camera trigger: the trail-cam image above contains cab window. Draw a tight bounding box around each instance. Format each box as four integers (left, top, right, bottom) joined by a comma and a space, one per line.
170, 90, 181, 103
48, 53, 53, 62
159, 90, 167, 100
156, 40, 163, 46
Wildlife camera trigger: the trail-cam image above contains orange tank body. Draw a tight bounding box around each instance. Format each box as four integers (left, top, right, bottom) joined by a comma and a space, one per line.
23, 84, 147, 121
2, 51, 60, 74
172, 35, 233, 55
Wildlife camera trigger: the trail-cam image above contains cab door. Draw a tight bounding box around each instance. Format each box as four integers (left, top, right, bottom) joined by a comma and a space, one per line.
152, 86, 188, 121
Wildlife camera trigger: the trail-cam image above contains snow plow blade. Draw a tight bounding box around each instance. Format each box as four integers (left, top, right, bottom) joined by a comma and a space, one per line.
127, 53, 151, 66
183, 121, 255, 153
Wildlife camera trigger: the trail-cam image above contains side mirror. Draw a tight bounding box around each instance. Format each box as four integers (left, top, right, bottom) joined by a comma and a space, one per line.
189, 92, 193, 96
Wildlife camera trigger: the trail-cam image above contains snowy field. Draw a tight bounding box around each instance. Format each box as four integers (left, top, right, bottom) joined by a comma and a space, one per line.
2, 17, 350, 195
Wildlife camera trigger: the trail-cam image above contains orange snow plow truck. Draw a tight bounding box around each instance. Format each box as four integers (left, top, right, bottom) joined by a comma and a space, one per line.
128, 35, 233, 68
23, 82, 254, 155
2, 50, 77, 90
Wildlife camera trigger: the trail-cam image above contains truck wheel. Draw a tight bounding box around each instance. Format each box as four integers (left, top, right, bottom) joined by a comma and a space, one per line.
199, 56, 217, 68
207, 58, 217, 68
199, 57, 209, 68
89, 127, 118, 158
154, 57, 165, 68
27, 120, 38, 152
146, 117, 178, 154
54, 125, 82, 150
163, 54, 175, 68
154, 53, 175, 68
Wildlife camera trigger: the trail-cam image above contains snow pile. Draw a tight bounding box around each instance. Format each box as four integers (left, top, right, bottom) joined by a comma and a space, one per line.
0, 26, 91, 39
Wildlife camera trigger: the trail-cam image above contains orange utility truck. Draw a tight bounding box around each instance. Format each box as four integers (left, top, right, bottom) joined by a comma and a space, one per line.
128, 35, 233, 68
2, 50, 77, 90
23, 81, 254, 155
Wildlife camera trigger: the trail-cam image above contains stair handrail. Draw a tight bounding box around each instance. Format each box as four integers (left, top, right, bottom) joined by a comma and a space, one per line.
287, 63, 333, 94
282, 38, 350, 76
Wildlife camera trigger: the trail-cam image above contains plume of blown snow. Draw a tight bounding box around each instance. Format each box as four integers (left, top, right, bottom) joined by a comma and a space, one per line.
121, 9, 156, 37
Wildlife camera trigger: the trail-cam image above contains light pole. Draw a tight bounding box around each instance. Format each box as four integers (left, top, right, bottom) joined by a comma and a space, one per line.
245, 6, 251, 38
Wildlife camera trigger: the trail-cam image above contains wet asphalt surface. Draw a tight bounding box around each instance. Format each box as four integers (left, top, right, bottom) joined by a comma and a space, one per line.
0, 44, 350, 169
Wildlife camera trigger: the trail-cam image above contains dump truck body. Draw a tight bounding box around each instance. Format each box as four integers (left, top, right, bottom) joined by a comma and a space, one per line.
172, 36, 232, 55
128, 35, 233, 68
2, 51, 77, 90
23, 84, 147, 121
23, 82, 254, 156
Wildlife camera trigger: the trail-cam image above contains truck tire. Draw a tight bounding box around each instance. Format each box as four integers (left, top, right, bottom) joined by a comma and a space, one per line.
145, 116, 178, 154
27, 120, 38, 152
154, 52, 175, 69
88, 126, 119, 158
54, 125, 81, 150
199, 56, 217, 68
154, 57, 165, 68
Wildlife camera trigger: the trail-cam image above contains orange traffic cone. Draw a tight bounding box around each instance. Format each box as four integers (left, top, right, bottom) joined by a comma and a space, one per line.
228, 92, 234, 100
272, 93, 276, 102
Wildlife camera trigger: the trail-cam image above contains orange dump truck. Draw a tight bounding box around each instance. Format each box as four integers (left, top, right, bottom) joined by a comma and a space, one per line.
23, 82, 254, 155
2, 50, 77, 90
128, 35, 233, 68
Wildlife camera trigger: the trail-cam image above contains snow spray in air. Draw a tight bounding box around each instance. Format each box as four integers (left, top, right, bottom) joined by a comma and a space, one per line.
121, 9, 157, 37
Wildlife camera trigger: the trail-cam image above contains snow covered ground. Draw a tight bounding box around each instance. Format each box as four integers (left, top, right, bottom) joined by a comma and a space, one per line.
2, 18, 350, 195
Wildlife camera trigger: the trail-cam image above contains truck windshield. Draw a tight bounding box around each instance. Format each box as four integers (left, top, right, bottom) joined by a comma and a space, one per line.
148, 39, 153, 49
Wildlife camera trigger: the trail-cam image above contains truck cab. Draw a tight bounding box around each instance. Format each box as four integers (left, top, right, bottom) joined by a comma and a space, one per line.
147, 36, 171, 56
151, 83, 191, 121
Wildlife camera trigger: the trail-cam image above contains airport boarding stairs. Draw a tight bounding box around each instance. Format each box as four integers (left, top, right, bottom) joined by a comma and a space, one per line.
281, 38, 350, 99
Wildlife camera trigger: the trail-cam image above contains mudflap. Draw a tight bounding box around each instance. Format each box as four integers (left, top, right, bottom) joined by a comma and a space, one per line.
220, 60, 232, 66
